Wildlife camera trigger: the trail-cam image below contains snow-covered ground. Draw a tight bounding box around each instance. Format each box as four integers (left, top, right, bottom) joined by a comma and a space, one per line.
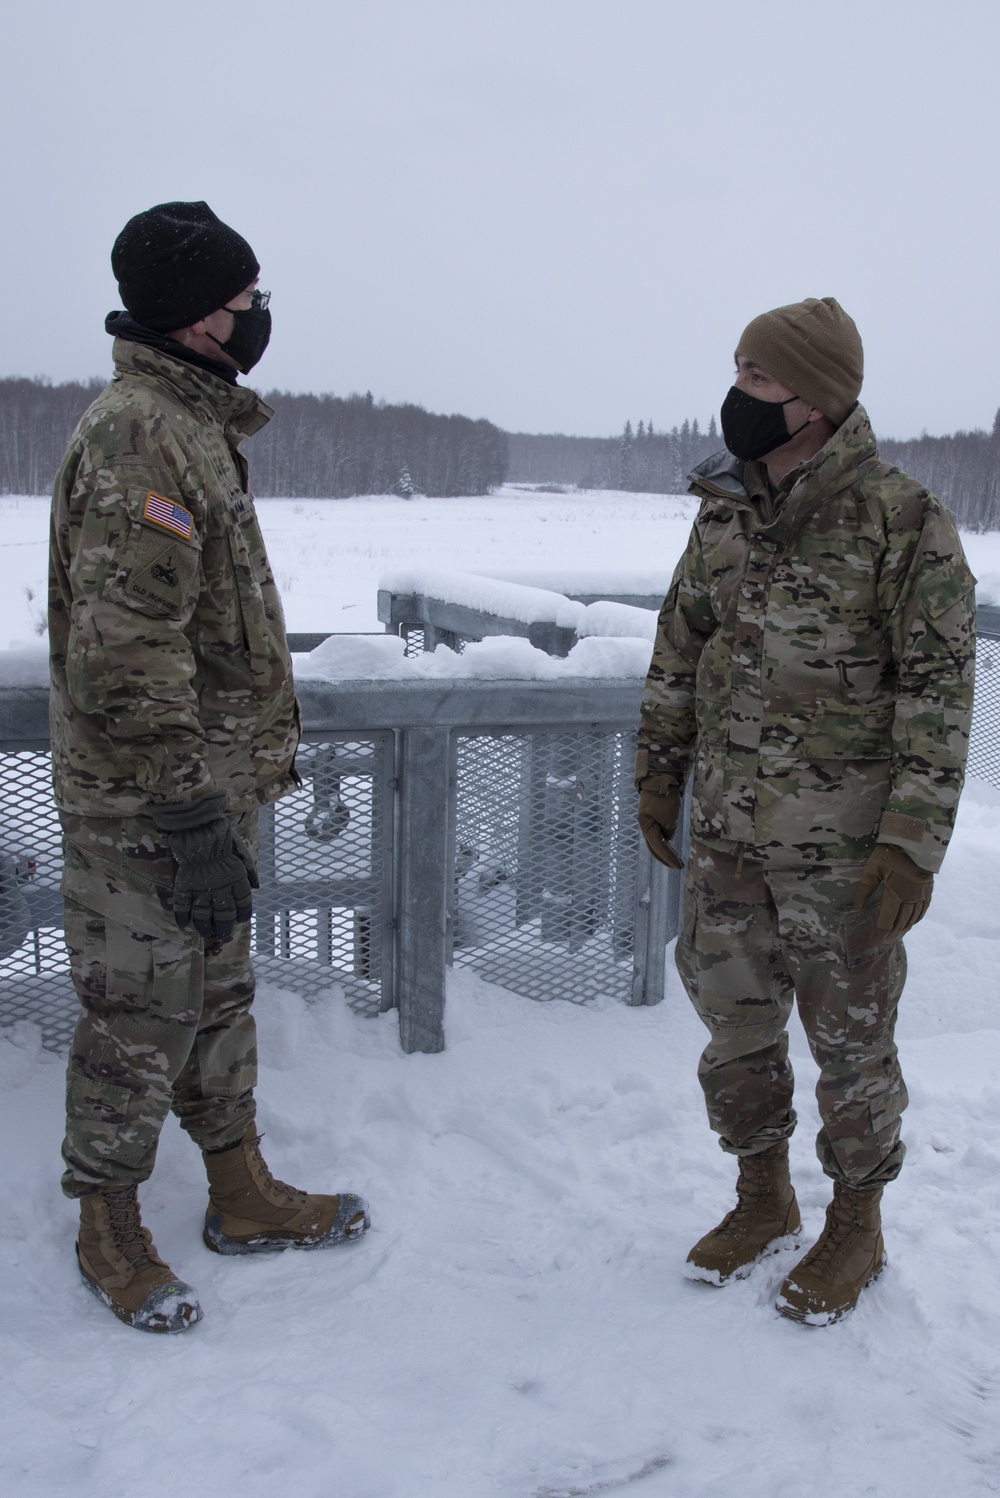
5, 486, 998, 648
2, 489, 1000, 1497
0, 488, 700, 646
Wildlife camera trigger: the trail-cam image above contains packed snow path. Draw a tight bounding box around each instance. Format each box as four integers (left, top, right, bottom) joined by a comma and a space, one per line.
1, 492, 999, 1495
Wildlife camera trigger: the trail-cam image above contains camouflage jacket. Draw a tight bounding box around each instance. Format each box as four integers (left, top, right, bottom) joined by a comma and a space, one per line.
48, 340, 299, 816
637, 406, 976, 871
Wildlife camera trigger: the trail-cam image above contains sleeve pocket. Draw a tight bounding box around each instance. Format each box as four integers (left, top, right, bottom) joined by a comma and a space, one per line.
104, 517, 201, 619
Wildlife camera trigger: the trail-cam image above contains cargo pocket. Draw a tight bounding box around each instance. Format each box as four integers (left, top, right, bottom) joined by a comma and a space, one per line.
102, 920, 156, 1012
64, 1074, 149, 1168
674, 886, 701, 1008
837, 899, 901, 1042
195, 1023, 257, 1100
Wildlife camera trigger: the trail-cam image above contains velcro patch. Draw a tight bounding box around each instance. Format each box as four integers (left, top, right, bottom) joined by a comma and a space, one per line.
880, 811, 925, 843
143, 492, 194, 540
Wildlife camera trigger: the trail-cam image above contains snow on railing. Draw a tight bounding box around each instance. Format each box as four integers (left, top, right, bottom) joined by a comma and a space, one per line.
294, 631, 653, 683
377, 567, 659, 657
478, 568, 670, 609
378, 567, 584, 629
574, 601, 658, 642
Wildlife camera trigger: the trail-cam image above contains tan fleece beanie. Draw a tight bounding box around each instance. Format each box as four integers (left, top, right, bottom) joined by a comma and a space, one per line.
736, 297, 863, 425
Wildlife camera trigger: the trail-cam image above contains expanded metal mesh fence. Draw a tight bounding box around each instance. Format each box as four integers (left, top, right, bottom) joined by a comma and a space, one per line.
252, 734, 393, 1014
1, 631, 999, 1050
399, 625, 465, 656
0, 748, 75, 1049
0, 734, 393, 1049
969, 636, 1000, 791
451, 728, 639, 1004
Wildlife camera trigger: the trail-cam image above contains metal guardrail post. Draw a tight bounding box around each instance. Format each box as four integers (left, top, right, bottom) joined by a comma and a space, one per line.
255, 803, 277, 956
629, 775, 690, 1005
395, 726, 455, 1053
630, 844, 669, 1006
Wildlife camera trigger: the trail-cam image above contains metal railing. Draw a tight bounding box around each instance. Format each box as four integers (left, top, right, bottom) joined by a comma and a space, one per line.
0, 677, 679, 1055
377, 574, 663, 658
377, 583, 578, 657
2, 612, 997, 1056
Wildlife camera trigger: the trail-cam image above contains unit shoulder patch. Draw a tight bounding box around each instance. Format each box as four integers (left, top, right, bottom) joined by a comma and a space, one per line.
142, 492, 195, 540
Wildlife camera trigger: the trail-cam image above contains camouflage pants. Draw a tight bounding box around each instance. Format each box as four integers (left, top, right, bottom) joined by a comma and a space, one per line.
59, 810, 259, 1198
676, 839, 907, 1188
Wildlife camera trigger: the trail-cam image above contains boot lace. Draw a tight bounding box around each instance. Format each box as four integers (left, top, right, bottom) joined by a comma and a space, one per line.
800, 1194, 867, 1271
247, 1134, 309, 1207
715, 1156, 780, 1239
103, 1185, 154, 1270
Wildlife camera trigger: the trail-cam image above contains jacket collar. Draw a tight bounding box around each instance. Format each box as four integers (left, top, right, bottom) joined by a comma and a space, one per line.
111, 337, 273, 444
687, 405, 880, 540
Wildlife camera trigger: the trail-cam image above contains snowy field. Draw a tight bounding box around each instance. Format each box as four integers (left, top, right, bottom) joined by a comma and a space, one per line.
2, 489, 1000, 1497
4, 486, 999, 647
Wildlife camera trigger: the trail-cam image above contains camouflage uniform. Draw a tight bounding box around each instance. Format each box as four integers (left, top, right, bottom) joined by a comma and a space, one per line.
638, 407, 975, 1186
48, 339, 299, 1198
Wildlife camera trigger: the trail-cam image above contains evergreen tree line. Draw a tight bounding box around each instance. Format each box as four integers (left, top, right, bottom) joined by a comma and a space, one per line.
0, 377, 104, 496
877, 414, 1000, 532
507, 418, 721, 493
2, 373, 1000, 529
510, 413, 1000, 531
0, 377, 508, 499
249, 389, 508, 497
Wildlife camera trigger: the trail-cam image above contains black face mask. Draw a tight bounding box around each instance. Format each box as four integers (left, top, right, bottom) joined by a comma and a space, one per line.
720, 386, 810, 462
207, 292, 272, 373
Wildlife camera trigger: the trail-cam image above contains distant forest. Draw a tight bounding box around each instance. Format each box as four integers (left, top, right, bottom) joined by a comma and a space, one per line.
2, 374, 1000, 530
878, 420, 1000, 532
510, 415, 1000, 531
0, 377, 508, 499
507, 418, 722, 495
250, 390, 508, 497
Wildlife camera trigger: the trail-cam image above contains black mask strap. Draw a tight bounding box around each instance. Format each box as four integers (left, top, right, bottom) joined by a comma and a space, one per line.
777, 396, 811, 443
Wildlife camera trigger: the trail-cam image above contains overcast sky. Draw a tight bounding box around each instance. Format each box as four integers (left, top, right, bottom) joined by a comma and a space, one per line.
2, 0, 998, 439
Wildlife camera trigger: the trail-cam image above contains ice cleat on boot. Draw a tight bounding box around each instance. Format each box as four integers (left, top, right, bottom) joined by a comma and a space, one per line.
202, 1127, 370, 1255
77, 1184, 202, 1333
776, 1182, 885, 1326
684, 1143, 801, 1285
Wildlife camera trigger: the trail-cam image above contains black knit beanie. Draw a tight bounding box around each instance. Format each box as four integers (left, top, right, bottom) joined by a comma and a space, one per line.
111, 201, 260, 332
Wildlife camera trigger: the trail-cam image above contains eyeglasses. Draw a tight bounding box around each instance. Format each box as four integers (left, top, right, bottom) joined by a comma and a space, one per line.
225, 289, 270, 313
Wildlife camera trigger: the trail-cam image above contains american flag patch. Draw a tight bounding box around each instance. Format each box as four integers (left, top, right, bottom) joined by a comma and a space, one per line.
143, 492, 194, 540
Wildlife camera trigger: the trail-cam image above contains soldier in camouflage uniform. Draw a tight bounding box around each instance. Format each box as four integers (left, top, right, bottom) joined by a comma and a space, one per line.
636, 298, 975, 1324
49, 202, 370, 1334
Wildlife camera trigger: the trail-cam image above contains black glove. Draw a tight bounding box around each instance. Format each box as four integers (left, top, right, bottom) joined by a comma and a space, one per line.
148, 792, 259, 943
636, 775, 684, 870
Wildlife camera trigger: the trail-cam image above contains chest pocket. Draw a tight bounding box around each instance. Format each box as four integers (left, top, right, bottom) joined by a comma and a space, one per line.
701, 510, 749, 624
224, 495, 286, 694
104, 495, 201, 620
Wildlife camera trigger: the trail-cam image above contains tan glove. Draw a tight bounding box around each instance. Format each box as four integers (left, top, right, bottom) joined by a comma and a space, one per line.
854, 843, 933, 942
637, 776, 684, 870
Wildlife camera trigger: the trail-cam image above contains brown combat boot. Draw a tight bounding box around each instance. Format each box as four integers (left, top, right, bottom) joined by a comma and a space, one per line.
684, 1143, 801, 1285
203, 1127, 370, 1255
77, 1184, 202, 1333
776, 1182, 884, 1325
